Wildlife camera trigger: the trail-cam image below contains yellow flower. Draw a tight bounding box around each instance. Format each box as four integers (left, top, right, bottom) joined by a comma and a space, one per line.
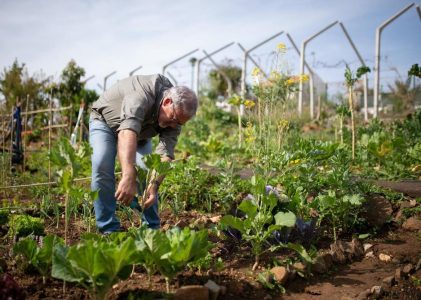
251, 67, 261, 77
244, 122, 256, 144
278, 119, 289, 129
228, 95, 242, 106
286, 78, 295, 85
244, 99, 255, 109
289, 158, 302, 165
277, 43, 287, 53
300, 74, 310, 82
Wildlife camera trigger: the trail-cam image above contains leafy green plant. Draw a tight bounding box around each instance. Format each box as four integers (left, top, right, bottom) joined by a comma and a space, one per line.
311, 190, 364, 241
8, 215, 44, 239
160, 156, 217, 213
135, 153, 172, 219
335, 105, 350, 145
50, 137, 92, 243
13, 235, 63, 284
52, 235, 137, 300
344, 65, 370, 160
221, 176, 311, 270
130, 226, 213, 293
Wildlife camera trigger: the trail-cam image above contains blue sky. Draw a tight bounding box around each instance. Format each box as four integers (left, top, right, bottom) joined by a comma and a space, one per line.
0, 0, 420, 95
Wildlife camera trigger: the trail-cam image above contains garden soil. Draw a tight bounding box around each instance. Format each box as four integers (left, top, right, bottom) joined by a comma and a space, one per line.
2, 180, 421, 299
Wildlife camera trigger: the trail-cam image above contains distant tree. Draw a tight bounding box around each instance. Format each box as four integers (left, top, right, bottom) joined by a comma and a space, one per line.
208, 60, 242, 99
388, 78, 420, 113
50, 59, 98, 107
0, 59, 49, 113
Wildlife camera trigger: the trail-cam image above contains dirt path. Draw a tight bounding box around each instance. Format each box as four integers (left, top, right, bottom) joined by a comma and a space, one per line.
281, 230, 421, 299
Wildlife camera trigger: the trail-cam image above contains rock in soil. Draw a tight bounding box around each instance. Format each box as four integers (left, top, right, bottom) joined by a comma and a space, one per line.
204, 280, 221, 300
269, 266, 289, 285
363, 243, 373, 252
350, 238, 364, 258
402, 263, 414, 275
378, 253, 392, 262
209, 215, 221, 223
402, 217, 421, 231
312, 255, 328, 274
320, 252, 334, 269
365, 251, 375, 258
382, 275, 395, 288
292, 262, 306, 273
370, 285, 383, 298
174, 285, 209, 300
364, 195, 393, 227
394, 268, 403, 281
330, 241, 347, 264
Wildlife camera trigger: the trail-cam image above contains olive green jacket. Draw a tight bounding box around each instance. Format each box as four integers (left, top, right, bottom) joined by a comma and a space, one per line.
90, 74, 180, 158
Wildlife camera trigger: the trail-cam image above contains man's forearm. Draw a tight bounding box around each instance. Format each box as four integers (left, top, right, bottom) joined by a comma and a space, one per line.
118, 130, 137, 177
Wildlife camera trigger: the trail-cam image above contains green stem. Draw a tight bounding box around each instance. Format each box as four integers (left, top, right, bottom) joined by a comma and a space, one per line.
165, 277, 170, 294
65, 192, 69, 244
237, 107, 242, 146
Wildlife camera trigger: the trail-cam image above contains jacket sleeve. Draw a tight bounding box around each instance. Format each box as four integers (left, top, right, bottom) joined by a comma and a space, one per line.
155, 125, 182, 159
116, 92, 149, 135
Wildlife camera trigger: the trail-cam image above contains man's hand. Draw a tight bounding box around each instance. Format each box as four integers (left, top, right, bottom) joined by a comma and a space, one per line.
116, 129, 137, 206
143, 183, 158, 209
115, 168, 137, 205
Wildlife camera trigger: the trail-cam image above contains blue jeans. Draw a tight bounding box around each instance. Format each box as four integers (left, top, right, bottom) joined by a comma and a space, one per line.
89, 118, 160, 233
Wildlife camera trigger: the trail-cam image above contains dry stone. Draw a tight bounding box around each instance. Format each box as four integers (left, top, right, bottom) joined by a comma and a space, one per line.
364, 196, 393, 227
402, 263, 414, 275
209, 215, 221, 223
363, 243, 373, 252
382, 275, 395, 288
174, 285, 209, 300
378, 253, 392, 262
204, 280, 221, 300
365, 251, 375, 258
312, 255, 328, 274
395, 268, 403, 281
330, 241, 347, 264
350, 238, 364, 258
269, 266, 289, 285
320, 252, 334, 269
402, 217, 421, 231
370, 285, 383, 298
292, 262, 306, 273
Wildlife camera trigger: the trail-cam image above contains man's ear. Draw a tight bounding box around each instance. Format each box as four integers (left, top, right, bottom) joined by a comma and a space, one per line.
162, 97, 172, 106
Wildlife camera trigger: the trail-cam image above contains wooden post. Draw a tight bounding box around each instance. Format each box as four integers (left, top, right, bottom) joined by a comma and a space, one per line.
10, 105, 14, 174
1, 117, 5, 185
316, 95, 321, 120
79, 101, 84, 145
23, 95, 29, 171
48, 94, 53, 183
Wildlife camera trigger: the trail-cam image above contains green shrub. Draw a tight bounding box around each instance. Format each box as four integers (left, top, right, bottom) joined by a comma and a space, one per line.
8, 215, 44, 238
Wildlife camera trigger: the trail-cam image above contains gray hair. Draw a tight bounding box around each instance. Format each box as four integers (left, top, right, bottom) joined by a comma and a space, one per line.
164, 86, 198, 118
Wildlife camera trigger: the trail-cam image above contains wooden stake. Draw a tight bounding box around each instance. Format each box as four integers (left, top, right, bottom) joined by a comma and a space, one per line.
48, 94, 52, 183
23, 95, 29, 171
